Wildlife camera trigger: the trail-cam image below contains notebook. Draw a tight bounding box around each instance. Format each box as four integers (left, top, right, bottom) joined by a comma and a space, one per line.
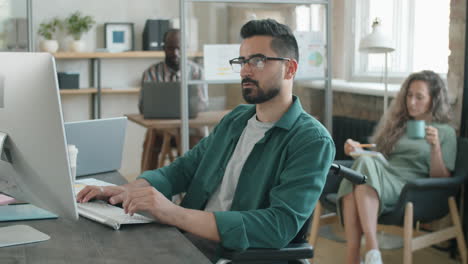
0, 204, 58, 222
65, 117, 127, 177
142, 82, 199, 119
75, 178, 154, 230
350, 150, 388, 165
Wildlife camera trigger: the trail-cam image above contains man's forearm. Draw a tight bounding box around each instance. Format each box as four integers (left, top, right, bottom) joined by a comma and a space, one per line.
125, 178, 151, 189
171, 207, 221, 242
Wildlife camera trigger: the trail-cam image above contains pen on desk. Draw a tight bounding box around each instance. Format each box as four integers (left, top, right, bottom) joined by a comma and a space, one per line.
358, 144, 376, 148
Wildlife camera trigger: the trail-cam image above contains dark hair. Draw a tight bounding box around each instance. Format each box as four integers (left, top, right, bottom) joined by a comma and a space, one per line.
240, 19, 299, 62
163, 28, 180, 44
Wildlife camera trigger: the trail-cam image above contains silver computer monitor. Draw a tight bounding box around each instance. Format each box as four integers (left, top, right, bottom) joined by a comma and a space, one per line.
0, 52, 78, 220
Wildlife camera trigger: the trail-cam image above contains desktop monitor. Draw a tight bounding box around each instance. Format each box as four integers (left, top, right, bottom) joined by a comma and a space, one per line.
0, 52, 78, 220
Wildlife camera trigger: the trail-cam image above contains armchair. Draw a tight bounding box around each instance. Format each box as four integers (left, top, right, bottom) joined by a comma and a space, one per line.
308, 137, 468, 264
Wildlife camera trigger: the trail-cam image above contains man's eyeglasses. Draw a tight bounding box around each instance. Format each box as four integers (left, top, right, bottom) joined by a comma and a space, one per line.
229, 54, 291, 73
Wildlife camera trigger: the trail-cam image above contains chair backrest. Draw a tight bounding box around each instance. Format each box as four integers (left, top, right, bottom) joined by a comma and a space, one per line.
289, 214, 312, 243
333, 116, 377, 160
454, 137, 468, 181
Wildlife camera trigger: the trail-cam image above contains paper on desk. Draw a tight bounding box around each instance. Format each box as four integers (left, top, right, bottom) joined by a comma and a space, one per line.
74, 178, 116, 193
0, 193, 16, 205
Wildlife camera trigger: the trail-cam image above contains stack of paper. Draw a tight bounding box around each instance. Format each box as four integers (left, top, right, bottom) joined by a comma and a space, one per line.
0, 193, 16, 205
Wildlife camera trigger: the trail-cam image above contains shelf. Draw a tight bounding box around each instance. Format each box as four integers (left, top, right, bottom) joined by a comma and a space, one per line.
53, 51, 203, 59
59, 88, 140, 95
188, 0, 328, 3
102, 88, 140, 94
188, 79, 241, 85
59, 88, 97, 95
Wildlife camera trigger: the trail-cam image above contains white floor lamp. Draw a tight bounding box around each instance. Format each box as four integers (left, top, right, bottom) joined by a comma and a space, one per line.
359, 18, 395, 114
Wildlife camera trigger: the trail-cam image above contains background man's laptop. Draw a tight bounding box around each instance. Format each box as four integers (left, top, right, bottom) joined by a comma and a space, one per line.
65, 117, 127, 176
142, 82, 199, 119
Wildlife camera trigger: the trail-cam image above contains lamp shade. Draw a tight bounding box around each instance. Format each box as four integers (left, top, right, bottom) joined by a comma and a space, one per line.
359, 19, 395, 54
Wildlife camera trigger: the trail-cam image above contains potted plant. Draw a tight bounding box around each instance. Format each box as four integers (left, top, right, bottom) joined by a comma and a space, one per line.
38, 17, 61, 53
64, 11, 95, 52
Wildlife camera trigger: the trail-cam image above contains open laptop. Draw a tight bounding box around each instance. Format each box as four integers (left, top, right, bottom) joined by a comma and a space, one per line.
142, 82, 199, 119
64, 117, 127, 176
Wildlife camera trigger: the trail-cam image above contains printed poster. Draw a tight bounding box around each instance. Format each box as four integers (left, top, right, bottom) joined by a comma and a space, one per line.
204, 44, 241, 81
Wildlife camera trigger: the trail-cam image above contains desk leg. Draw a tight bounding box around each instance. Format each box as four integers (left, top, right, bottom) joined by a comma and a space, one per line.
158, 131, 173, 168
175, 129, 182, 157
141, 129, 156, 172
167, 129, 177, 163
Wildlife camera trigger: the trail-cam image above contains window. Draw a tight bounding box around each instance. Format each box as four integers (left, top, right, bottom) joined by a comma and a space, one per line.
295, 5, 325, 32
0, 0, 29, 52
348, 0, 450, 82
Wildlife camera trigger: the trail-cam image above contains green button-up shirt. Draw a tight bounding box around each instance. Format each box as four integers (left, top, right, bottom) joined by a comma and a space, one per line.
139, 96, 335, 251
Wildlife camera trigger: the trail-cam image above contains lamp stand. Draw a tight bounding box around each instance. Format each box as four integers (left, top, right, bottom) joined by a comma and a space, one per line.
384, 52, 389, 114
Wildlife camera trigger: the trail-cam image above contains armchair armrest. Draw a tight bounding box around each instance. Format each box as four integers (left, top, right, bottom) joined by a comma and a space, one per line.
379, 175, 466, 225
218, 243, 313, 264
404, 173, 466, 189
321, 160, 354, 198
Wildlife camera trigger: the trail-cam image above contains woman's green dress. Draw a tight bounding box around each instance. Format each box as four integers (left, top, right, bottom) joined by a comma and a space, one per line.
337, 123, 457, 215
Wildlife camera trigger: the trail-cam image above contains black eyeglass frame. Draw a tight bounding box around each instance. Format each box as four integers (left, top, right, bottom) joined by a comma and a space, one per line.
229, 54, 291, 72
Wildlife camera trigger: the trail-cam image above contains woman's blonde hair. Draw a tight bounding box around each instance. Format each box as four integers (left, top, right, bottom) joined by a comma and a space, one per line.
371, 70, 452, 156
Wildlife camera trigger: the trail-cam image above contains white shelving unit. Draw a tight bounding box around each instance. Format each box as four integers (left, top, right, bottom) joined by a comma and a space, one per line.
53, 51, 168, 119
179, 0, 332, 153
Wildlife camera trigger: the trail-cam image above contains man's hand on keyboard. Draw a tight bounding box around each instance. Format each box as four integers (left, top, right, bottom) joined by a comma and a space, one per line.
122, 186, 176, 225
77, 185, 127, 204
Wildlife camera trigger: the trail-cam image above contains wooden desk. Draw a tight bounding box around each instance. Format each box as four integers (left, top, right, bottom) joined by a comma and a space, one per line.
0, 171, 211, 264
126, 110, 230, 170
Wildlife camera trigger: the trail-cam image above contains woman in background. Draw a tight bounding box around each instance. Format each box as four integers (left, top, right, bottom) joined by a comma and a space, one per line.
339, 70, 456, 264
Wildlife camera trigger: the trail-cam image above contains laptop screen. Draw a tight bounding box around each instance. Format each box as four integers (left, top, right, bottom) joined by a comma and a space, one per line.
142, 82, 199, 119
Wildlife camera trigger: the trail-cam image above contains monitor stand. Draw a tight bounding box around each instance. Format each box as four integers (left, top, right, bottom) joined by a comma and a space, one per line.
0, 131, 51, 248
0, 225, 50, 248
0, 131, 11, 163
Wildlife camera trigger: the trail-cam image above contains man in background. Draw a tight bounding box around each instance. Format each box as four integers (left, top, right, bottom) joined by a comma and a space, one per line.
138, 29, 208, 171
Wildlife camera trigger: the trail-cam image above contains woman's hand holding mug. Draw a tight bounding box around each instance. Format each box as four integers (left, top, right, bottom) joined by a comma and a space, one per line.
425, 126, 440, 148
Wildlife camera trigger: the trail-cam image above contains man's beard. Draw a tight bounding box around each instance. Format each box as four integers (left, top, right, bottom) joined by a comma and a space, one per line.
165, 57, 180, 71
241, 77, 280, 104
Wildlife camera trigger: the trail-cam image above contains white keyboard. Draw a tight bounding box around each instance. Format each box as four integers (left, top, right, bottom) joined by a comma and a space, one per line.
77, 200, 154, 230
74, 178, 154, 230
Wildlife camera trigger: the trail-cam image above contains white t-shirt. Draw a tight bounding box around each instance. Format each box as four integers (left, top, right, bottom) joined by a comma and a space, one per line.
204, 114, 274, 212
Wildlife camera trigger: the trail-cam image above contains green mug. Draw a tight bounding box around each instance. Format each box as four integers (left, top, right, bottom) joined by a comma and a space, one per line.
407, 120, 426, 139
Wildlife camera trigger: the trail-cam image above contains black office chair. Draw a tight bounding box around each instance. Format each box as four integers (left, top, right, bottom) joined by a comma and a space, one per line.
215, 164, 367, 264
309, 137, 468, 264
